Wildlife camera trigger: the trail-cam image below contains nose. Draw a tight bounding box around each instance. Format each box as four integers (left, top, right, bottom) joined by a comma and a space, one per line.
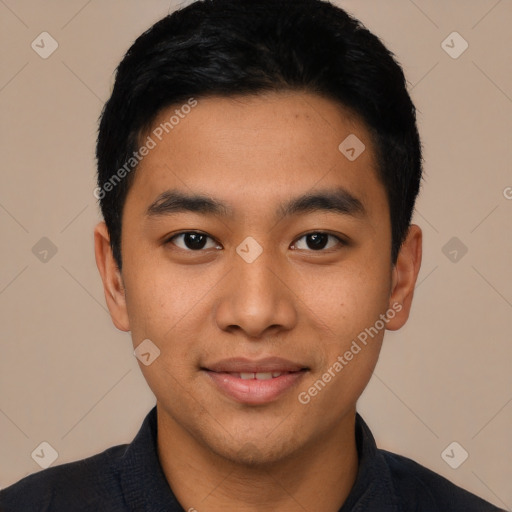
213, 245, 298, 339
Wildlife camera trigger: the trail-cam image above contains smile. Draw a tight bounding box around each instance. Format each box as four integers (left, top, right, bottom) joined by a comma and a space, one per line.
203, 368, 308, 405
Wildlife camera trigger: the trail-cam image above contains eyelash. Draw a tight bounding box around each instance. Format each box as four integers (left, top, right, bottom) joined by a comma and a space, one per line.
164, 231, 347, 253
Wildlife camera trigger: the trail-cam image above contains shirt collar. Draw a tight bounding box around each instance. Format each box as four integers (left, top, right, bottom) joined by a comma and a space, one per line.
338, 412, 400, 512
116, 406, 399, 512
117, 406, 184, 511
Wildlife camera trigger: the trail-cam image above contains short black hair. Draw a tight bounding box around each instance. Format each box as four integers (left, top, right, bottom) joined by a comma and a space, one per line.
96, 0, 422, 270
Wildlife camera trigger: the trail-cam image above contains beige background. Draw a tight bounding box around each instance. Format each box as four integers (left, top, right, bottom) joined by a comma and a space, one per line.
1, 0, 511, 509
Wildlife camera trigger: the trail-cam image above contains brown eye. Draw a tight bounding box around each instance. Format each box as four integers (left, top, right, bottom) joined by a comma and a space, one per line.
167, 232, 220, 251
292, 232, 344, 251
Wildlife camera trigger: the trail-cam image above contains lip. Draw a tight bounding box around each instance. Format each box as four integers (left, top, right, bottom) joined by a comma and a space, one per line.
202, 357, 308, 405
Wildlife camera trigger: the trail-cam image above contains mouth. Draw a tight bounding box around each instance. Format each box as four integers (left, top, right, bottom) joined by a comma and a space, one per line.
218, 371, 298, 380
202, 357, 309, 405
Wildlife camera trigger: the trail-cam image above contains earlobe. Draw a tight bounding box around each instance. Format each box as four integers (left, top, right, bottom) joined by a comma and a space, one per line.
386, 224, 422, 331
94, 221, 131, 332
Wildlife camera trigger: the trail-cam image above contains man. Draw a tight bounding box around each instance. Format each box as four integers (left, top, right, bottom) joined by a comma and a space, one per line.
0, 0, 505, 510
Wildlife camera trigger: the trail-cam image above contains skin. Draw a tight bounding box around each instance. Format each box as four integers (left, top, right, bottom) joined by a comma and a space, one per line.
94, 91, 422, 512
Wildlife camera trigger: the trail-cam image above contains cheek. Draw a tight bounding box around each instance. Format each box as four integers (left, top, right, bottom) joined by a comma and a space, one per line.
293, 258, 391, 340
123, 258, 194, 334
317, 257, 391, 396
122, 257, 223, 378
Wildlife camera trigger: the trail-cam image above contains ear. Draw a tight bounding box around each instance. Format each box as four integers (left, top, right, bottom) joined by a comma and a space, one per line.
94, 221, 130, 332
386, 224, 422, 331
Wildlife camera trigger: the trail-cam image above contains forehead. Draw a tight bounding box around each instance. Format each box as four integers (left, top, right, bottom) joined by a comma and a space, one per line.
126, 91, 387, 223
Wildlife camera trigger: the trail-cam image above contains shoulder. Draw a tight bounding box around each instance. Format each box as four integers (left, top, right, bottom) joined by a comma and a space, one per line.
380, 449, 504, 511
0, 443, 129, 512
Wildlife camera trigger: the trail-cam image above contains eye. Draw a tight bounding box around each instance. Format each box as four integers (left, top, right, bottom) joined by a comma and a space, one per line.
291, 232, 344, 251
166, 231, 221, 251
165, 231, 345, 252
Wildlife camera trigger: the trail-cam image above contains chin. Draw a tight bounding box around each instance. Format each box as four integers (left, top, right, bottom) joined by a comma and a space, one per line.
208, 428, 303, 468
220, 443, 289, 467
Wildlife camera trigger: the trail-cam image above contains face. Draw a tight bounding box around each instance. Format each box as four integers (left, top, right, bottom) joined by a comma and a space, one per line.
95, 91, 421, 466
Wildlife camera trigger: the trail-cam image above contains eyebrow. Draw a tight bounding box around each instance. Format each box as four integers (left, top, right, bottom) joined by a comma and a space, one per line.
145, 187, 366, 220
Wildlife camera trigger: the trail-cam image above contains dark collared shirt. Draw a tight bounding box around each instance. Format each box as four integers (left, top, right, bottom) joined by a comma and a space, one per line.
0, 406, 504, 511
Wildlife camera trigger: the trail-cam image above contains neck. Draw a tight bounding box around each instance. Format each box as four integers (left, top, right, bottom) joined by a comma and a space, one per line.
156, 405, 359, 512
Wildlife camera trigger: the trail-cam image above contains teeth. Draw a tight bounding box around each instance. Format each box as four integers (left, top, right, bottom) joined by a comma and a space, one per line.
255, 372, 273, 380
238, 372, 284, 380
